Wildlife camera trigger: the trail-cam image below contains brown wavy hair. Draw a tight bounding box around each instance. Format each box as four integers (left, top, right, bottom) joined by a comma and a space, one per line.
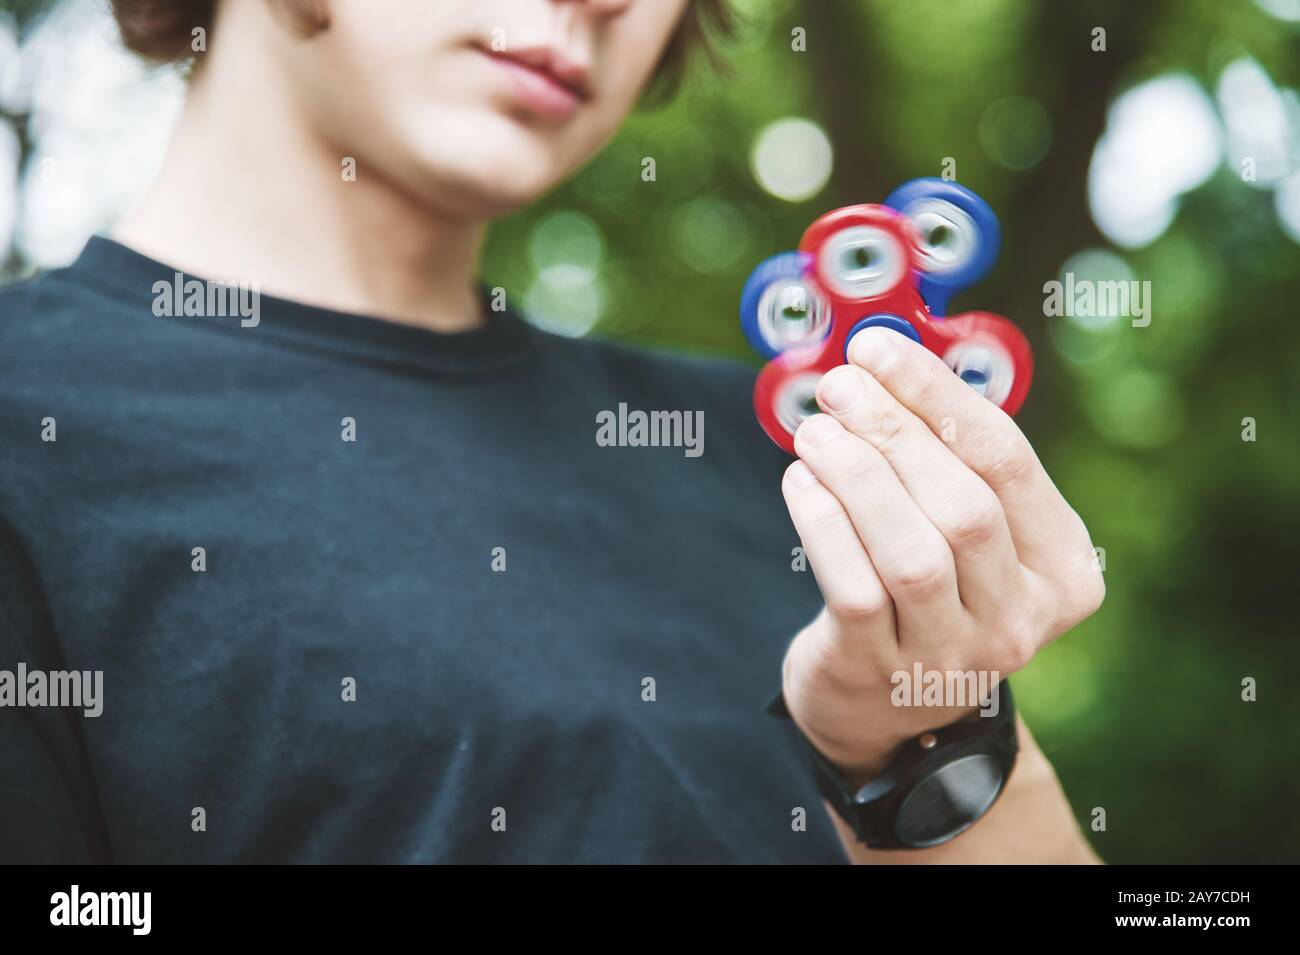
108, 0, 731, 96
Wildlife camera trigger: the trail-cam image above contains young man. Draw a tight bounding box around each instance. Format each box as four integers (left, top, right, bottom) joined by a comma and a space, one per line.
0, 0, 1102, 863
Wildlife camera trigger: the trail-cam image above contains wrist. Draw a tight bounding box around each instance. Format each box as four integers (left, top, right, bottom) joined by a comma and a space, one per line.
792, 705, 982, 788
780, 635, 980, 785
776, 675, 1021, 851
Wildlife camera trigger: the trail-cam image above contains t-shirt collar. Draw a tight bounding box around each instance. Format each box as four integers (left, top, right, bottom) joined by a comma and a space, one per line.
63, 236, 534, 378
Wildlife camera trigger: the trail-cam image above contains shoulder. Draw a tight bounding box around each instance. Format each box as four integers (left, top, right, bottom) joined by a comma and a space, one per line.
0, 265, 209, 376
0, 267, 202, 447
0, 271, 67, 340
0, 267, 137, 359
0, 270, 84, 388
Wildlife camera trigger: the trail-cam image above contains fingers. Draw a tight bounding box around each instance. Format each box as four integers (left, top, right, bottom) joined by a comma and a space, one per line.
815, 363, 1026, 620
846, 327, 1097, 587
792, 414, 966, 653
782, 460, 895, 640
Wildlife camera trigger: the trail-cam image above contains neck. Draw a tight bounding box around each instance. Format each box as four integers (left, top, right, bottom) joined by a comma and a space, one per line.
113, 39, 486, 333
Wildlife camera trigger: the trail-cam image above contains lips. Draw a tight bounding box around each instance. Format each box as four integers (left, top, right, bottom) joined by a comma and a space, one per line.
478, 44, 592, 121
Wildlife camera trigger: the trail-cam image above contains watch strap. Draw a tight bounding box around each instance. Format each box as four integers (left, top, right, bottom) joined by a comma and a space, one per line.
767, 680, 1018, 849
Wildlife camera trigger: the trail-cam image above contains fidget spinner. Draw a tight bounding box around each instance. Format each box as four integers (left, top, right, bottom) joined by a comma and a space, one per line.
739, 178, 1032, 454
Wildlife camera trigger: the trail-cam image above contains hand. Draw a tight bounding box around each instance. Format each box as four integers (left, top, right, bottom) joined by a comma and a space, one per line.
779, 327, 1104, 781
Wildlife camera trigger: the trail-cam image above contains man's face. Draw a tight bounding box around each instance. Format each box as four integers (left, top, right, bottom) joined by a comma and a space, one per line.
264, 0, 691, 218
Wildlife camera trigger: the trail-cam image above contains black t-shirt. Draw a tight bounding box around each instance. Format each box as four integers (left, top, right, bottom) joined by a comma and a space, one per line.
0, 237, 846, 863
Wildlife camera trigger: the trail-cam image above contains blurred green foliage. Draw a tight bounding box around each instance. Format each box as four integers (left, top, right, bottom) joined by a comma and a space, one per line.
487, 0, 1300, 863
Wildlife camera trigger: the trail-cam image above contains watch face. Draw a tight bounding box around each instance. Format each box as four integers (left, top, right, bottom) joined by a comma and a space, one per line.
894, 754, 1005, 848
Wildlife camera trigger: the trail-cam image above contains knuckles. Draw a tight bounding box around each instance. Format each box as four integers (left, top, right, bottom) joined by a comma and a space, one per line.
969, 428, 1035, 489
938, 493, 1004, 551
862, 406, 908, 456
1055, 564, 1106, 631
825, 584, 892, 624
880, 549, 953, 598
989, 626, 1039, 675
984, 563, 1106, 676
1080, 566, 1107, 615
1050, 517, 1108, 630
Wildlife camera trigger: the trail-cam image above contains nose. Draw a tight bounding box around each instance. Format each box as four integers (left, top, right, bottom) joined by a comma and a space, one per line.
550, 0, 631, 76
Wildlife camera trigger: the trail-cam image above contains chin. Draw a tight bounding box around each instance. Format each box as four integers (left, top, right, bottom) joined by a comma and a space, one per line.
403, 109, 569, 219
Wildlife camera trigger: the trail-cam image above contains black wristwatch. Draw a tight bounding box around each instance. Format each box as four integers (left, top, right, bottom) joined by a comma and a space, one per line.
768, 680, 1018, 850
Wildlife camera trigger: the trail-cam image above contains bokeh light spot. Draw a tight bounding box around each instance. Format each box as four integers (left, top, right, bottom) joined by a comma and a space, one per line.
1216, 57, 1291, 189
527, 211, 604, 273
1275, 169, 1300, 243
1255, 0, 1300, 20
523, 265, 602, 338
978, 96, 1053, 171
1058, 248, 1136, 331
749, 117, 833, 202
1085, 368, 1184, 448
1088, 74, 1222, 248
669, 197, 751, 275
